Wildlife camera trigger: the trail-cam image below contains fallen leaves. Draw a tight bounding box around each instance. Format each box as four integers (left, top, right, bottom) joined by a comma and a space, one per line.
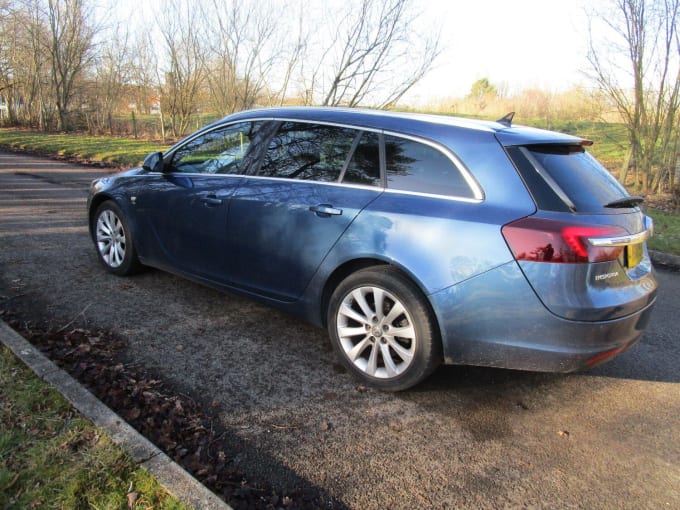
17, 324, 342, 509
126, 491, 138, 508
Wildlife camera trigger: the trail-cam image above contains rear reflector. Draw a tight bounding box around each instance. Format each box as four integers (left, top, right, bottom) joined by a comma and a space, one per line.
502, 217, 627, 263
585, 343, 630, 367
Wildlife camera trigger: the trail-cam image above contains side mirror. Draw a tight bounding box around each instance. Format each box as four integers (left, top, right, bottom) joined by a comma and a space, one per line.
142, 151, 165, 173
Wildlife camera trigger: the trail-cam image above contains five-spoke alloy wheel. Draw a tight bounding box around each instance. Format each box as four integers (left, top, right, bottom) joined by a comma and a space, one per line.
328, 267, 441, 391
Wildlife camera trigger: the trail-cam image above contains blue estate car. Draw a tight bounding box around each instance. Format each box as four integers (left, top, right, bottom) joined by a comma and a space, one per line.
88, 107, 657, 390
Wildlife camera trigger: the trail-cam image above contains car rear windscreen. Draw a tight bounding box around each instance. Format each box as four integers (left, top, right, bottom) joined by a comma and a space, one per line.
523, 144, 632, 213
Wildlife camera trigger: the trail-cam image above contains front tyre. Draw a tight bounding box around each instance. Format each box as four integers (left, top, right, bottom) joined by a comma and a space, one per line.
93, 201, 142, 276
327, 267, 442, 391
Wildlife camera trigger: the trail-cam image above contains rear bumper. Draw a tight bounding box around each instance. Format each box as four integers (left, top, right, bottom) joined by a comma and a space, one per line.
430, 261, 656, 372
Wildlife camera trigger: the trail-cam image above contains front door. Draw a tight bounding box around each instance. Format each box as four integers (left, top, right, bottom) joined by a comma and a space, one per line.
134, 121, 263, 283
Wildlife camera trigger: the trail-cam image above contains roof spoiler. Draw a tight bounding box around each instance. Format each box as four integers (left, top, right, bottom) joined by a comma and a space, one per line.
496, 112, 515, 127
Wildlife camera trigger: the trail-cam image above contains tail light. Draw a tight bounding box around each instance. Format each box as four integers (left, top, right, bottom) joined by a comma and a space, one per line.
502, 217, 628, 263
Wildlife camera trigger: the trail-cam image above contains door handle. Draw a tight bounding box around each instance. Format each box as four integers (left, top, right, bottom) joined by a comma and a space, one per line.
309, 204, 342, 217
200, 195, 223, 207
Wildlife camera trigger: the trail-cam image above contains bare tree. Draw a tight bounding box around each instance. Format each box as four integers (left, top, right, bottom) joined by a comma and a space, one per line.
0, 0, 54, 128
315, 0, 441, 108
202, 0, 280, 115
272, 3, 308, 106
88, 24, 132, 134
0, 1, 21, 125
45, 0, 95, 130
127, 31, 159, 115
1, 0, 442, 134
158, 0, 207, 137
587, 0, 680, 193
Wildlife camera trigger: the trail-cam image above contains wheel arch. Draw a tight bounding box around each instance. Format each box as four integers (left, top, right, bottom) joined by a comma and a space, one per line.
88, 193, 115, 239
89, 193, 140, 244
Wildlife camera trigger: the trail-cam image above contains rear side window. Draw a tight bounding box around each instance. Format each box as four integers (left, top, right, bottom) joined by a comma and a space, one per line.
257, 122, 356, 182
524, 145, 631, 212
384, 135, 474, 198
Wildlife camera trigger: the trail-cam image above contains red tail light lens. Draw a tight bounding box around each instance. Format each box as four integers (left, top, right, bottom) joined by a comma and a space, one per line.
502, 217, 626, 263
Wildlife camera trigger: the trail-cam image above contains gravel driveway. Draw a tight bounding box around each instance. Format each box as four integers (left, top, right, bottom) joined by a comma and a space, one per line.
1, 150, 679, 509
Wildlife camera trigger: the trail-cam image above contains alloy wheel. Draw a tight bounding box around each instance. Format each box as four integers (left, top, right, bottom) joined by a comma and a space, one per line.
96, 209, 127, 268
335, 285, 417, 379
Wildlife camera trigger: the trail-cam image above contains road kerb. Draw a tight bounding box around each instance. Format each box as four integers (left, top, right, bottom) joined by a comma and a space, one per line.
0, 320, 231, 510
650, 250, 680, 270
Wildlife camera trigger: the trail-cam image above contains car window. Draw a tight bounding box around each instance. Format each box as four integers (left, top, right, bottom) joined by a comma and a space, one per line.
171, 122, 262, 175
384, 135, 475, 198
342, 131, 381, 186
257, 122, 357, 182
525, 145, 631, 212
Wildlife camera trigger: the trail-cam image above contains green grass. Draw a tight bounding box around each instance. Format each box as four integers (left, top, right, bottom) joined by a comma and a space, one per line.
402, 109, 631, 170
0, 346, 189, 510
529, 119, 629, 170
646, 208, 680, 256
0, 117, 632, 171
0, 129, 168, 167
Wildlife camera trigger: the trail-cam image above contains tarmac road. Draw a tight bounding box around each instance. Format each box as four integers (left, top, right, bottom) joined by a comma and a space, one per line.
1, 150, 678, 509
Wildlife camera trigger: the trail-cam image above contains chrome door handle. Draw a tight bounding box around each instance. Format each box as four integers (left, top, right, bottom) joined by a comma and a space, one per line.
309, 204, 342, 217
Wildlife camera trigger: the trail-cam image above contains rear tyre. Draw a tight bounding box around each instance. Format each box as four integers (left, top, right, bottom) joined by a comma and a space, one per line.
327, 266, 442, 391
93, 201, 142, 276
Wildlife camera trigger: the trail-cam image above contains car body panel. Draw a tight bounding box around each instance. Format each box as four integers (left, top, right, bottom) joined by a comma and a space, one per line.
430, 260, 656, 371
125, 174, 243, 282
226, 178, 382, 300
307, 192, 525, 297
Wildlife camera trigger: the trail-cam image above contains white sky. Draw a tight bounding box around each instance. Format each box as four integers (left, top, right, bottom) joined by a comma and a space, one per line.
108, 0, 595, 105
403, 0, 592, 104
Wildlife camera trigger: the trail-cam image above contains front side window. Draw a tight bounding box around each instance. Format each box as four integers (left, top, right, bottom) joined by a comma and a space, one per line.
257, 122, 357, 182
384, 135, 474, 198
171, 122, 261, 175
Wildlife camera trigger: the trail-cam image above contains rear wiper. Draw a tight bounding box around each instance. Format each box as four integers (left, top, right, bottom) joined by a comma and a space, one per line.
604, 195, 644, 208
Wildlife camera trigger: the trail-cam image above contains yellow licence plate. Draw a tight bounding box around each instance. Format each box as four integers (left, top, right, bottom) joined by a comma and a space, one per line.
626, 243, 643, 268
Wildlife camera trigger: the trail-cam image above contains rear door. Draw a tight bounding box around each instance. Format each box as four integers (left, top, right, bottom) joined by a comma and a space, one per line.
226, 122, 383, 300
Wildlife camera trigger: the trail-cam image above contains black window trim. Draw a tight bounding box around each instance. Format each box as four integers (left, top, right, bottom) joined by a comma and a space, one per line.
337, 130, 367, 183
380, 129, 484, 202
519, 146, 577, 212
153, 116, 486, 204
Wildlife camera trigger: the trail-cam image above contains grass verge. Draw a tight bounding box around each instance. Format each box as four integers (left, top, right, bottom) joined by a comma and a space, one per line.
0, 128, 168, 168
0, 345, 188, 510
646, 208, 680, 256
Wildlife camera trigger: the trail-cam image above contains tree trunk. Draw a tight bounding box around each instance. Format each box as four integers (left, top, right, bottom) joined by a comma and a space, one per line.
673, 157, 680, 205
620, 147, 633, 186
